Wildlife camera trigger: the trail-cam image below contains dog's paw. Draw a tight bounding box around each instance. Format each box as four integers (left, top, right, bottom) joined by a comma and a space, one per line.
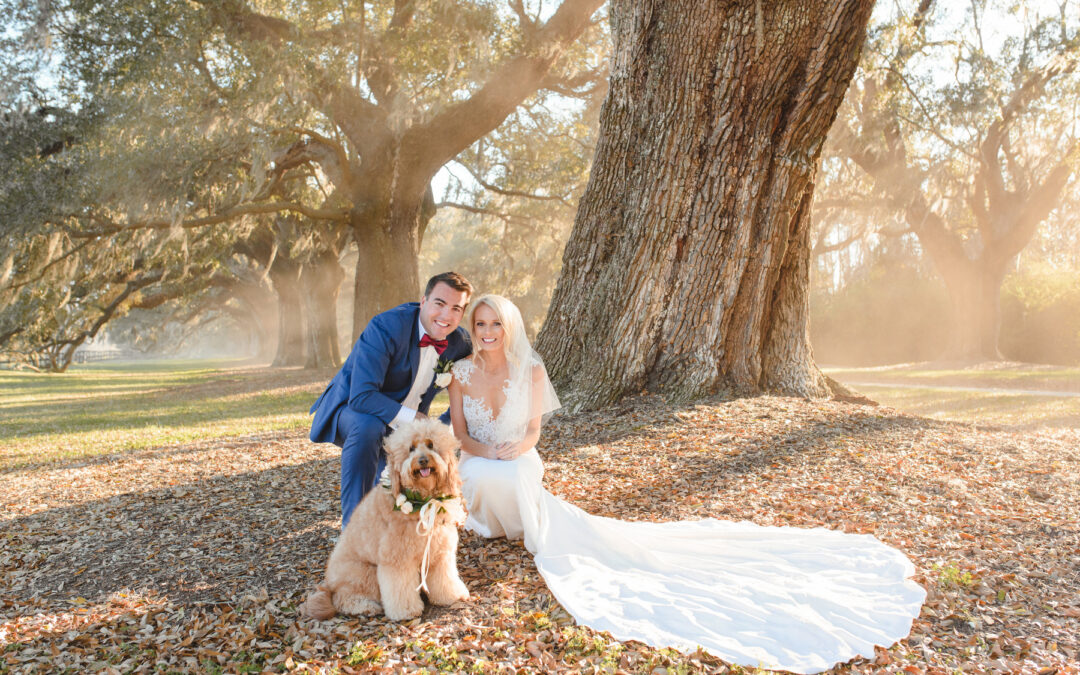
452, 581, 470, 603
427, 577, 470, 606
336, 595, 382, 616
383, 597, 424, 622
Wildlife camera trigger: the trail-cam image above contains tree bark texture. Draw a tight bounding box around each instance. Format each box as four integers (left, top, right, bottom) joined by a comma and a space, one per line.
347, 174, 430, 340
537, 0, 874, 411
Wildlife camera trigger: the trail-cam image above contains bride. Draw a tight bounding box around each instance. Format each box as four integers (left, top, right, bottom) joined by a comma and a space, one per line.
446, 294, 925, 674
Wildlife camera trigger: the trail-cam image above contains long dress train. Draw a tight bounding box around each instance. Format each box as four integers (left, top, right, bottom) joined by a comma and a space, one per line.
454, 359, 925, 674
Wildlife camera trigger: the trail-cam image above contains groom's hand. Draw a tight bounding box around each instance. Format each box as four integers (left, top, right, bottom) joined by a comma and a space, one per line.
414, 412, 428, 420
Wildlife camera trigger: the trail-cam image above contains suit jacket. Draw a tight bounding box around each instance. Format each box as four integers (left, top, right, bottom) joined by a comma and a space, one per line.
308, 302, 471, 444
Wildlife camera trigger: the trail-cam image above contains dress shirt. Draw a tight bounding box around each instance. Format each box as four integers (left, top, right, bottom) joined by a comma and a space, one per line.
390, 317, 438, 428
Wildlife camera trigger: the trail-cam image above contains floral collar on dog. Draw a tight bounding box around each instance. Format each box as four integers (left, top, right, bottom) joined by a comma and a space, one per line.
391, 488, 455, 515
378, 468, 455, 515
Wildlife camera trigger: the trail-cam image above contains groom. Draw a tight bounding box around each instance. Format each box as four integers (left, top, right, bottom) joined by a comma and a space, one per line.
309, 271, 473, 527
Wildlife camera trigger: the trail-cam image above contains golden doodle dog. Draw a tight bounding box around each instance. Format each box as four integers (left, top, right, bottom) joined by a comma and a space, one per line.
300, 418, 470, 621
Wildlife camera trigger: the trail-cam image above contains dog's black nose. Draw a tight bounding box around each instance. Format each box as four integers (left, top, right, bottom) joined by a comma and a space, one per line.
417, 455, 429, 467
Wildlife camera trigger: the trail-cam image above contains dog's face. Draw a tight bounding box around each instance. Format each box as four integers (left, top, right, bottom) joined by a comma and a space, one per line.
384, 419, 461, 499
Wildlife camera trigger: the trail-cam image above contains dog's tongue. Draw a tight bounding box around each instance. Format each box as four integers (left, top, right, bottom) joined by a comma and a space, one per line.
419, 468, 432, 477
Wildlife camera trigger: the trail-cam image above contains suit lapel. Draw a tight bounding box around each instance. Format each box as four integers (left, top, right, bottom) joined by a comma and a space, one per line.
408, 308, 421, 386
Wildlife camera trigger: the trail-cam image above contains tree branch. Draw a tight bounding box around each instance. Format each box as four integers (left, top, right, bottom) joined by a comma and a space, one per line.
449, 161, 574, 206
194, 0, 387, 158
991, 147, 1078, 262
812, 225, 868, 257
271, 131, 355, 194
43, 269, 170, 371
0, 236, 93, 293
402, 0, 605, 180
979, 46, 1079, 213
435, 201, 526, 225
194, 0, 298, 44
314, 81, 388, 162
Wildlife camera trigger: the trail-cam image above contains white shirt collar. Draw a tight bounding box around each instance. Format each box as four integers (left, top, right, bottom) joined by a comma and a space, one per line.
418, 315, 429, 343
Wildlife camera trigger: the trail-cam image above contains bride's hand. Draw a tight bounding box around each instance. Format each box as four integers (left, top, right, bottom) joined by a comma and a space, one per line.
494, 441, 525, 460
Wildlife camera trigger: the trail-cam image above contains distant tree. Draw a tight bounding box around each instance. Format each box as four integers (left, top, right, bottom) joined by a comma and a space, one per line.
537, 0, 876, 411
233, 216, 349, 368
0, 226, 232, 371
1, 0, 608, 362
110, 257, 281, 363
828, 0, 1080, 360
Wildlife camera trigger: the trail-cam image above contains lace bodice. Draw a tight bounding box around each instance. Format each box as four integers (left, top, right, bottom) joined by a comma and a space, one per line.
452, 359, 529, 446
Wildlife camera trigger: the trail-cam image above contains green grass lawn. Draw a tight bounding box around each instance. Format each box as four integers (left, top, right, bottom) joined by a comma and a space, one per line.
0, 359, 453, 471
0, 359, 336, 470
825, 362, 1080, 428
845, 384, 1080, 427
824, 362, 1080, 391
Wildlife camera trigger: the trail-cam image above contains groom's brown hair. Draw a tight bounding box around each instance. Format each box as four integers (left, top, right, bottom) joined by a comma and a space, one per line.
424, 271, 473, 299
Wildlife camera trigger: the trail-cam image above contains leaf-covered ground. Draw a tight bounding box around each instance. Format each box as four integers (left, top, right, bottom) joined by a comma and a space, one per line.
2, 394, 1079, 674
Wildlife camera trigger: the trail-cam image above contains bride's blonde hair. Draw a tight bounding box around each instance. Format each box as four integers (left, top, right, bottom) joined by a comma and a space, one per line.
466, 294, 525, 369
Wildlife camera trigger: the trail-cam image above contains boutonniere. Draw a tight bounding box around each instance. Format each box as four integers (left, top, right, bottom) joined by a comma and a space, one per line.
433, 357, 453, 388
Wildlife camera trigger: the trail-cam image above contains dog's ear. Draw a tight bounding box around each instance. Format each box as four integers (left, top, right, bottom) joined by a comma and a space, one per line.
443, 454, 460, 497
389, 460, 402, 496
437, 430, 462, 496
383, 433, 403, 496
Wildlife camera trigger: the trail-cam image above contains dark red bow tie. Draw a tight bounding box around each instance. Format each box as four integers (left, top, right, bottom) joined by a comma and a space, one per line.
419, 334, 448, 354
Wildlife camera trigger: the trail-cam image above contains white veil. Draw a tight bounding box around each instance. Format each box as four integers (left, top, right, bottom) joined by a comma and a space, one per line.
468, 295, 561, 441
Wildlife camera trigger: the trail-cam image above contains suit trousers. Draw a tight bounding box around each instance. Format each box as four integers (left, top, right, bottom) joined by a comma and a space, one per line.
333, 407, 389, 529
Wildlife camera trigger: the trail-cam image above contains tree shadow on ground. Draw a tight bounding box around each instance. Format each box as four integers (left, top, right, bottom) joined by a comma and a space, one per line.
545, 396, 952, 522
4, 457, 341, 611
4, 448, 542, 626
0, 429, 303, 477
5, 394, 888, 613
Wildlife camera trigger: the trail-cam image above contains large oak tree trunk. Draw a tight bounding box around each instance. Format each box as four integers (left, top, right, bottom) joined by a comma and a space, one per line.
537, 0, 875, 411
349, 180, 438, 340
350, 206, 421, 341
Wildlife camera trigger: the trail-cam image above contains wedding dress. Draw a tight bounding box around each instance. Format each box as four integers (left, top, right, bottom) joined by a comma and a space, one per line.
452, 356, 925, 674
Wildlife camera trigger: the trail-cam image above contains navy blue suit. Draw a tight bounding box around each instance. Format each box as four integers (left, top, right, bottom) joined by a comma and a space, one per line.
309, 302, 470, 526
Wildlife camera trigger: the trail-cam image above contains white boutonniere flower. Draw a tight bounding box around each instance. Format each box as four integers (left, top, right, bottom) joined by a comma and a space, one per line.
395, 493, 407, 508
400, 501, 414, 514
434, 357, 454, 388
